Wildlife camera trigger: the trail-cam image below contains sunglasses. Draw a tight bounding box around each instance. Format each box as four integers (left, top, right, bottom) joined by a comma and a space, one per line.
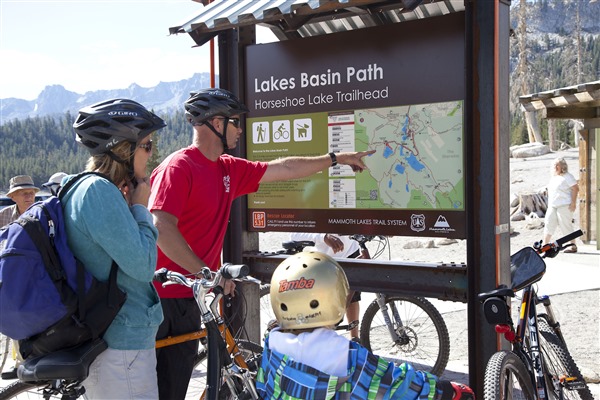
137, 140, 153, 153
214, 117, 242, 129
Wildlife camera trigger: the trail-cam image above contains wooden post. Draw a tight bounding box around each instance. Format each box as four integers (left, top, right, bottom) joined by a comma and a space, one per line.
579, 129, 590, 243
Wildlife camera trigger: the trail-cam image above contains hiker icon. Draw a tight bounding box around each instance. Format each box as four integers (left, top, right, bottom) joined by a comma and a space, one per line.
253, 122, 270, 144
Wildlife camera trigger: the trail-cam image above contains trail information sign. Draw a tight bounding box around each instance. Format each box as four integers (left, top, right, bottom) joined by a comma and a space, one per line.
245, 12, 466, 238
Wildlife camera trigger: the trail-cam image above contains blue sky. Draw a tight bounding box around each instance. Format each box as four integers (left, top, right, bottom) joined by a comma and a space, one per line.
0, 0, 275, 100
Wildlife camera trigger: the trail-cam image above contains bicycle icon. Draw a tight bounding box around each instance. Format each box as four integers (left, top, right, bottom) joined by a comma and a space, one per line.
274, 123, 289, 140
272, 120, 290, 142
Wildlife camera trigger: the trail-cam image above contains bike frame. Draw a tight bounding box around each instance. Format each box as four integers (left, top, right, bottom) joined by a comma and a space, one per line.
155, 319, 252, 371
156, 267, 259, 400
514, 285, 551, 397
511, 284, 587, 398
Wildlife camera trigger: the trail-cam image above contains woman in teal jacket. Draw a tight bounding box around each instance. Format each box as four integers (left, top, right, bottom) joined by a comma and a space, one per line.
63, 99, 166, 399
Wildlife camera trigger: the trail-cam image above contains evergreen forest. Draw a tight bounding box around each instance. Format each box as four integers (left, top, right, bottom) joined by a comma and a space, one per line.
0, 111, 192, 192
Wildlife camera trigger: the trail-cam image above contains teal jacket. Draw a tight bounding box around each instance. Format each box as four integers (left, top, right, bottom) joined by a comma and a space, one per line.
61, 174, 163, 350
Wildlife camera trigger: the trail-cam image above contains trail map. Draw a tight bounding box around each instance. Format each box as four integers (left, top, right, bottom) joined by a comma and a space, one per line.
329, 101, 464, 210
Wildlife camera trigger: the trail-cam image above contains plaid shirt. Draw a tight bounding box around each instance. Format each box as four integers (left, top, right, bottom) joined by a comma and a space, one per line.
257, 334, 439, 400
0, 204, 20, 229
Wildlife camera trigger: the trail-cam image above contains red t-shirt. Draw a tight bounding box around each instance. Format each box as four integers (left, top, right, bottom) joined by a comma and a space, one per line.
149, 145, 268, 298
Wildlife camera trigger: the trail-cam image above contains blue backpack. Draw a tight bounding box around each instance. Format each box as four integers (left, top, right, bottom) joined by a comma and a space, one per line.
0, 172, 127, 359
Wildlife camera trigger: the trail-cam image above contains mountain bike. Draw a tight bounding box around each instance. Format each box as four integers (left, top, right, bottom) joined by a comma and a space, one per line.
478, 230, 593, 400
0, 263, 262, 400
260, 235, 450, 376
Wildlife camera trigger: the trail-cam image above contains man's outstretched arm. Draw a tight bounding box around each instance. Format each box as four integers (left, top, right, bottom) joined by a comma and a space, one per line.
260, 150, 375, 183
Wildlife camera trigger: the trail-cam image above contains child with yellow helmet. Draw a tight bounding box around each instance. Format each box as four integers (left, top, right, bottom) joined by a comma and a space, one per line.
257, 251, 474, 400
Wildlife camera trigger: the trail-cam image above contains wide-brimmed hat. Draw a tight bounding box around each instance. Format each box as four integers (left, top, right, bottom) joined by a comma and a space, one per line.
42, 172, 68, 189
7, 175, 40, 196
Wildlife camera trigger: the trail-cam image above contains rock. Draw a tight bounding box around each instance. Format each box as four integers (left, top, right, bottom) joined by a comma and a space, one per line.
510, 193, 520, 207
511, 212, 526, 221
437, 238, 458, 246
510, 142, 551, 158
403, 240, 424, 249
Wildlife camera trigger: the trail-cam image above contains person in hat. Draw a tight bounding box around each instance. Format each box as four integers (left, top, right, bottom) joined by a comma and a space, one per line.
0, 175, 40, 228
0, 175, 40, 379
42, 172, 68, 196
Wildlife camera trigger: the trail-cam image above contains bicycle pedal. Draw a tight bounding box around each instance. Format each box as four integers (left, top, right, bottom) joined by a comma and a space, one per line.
563, 379, 587, 390
560, 376, 586, 390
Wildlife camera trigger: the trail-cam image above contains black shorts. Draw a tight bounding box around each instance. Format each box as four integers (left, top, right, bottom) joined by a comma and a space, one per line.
348, 248, 361, 302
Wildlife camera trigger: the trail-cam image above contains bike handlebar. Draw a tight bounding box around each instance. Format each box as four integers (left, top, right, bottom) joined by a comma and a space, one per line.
220, 263, 250, 279
349, 234, 386, 244
534, 229, 583, 257
153, 263, 250, 288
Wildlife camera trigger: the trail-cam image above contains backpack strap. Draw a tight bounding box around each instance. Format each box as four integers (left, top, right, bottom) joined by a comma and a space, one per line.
74, 260, 120, 321
107, 261, 121, 309
19, 213, 65, 283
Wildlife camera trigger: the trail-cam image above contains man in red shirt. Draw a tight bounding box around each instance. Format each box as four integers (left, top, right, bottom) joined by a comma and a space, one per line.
148, 88, 374, 400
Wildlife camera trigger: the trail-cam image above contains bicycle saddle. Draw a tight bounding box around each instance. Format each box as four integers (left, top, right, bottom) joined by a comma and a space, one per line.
17, 338, 107, 382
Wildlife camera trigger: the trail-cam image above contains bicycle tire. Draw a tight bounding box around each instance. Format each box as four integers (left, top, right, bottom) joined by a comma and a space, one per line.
188, 339, 262, 400
0, 381, 58, 400
483, 350, 535, 400
359, 295, 450, 376
537, 316, 593, 400
0, 334, 11, 375
259, 284, 276, 335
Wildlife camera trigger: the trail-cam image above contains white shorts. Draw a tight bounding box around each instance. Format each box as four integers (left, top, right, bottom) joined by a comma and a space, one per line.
544, 205, 574, 239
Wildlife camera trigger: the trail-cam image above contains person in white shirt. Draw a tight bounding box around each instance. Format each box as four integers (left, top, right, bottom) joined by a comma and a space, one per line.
543, 157, 580, 253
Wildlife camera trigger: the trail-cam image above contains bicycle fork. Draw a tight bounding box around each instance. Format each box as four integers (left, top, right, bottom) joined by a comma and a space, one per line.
375, 294, 410, 346
535, 295, 587, 394
535, 295, 564, 343
221, 328, 259, 400
222, 360, 259, 399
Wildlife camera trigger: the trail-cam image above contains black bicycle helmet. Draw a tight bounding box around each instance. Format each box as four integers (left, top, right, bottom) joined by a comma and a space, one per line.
184, 88, 249, 125
73, 98, 166, 155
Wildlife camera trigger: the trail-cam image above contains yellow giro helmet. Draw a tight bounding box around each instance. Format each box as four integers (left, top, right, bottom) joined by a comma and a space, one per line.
270, 251, 349, 330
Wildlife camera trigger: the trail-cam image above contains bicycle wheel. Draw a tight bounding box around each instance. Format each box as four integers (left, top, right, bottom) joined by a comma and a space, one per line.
359, 295, 450, 376
259, 284, 276, 335
187, 339, 262, 400
0, 334, 12, 375
537, 316, 593, 400
483, 350, 535, 400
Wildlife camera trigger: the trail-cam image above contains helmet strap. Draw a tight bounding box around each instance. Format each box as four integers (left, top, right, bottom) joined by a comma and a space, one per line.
126, 142, 137, 183
204, 119, 229, 153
